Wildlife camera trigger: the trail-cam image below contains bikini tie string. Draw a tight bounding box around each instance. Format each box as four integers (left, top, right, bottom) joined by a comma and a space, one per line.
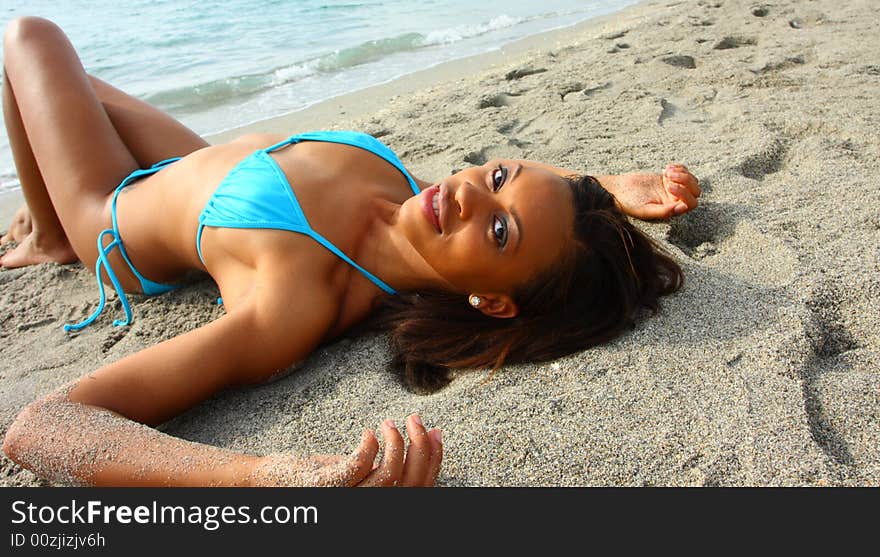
63, 229, 133, 332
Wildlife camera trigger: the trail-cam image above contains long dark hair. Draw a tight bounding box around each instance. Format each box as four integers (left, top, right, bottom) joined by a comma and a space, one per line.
374, 175, 683, 393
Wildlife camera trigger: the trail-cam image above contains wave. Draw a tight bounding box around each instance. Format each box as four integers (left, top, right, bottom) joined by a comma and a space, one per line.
143, 13, 529, 114
0, 170, 20, 195
311, 2, 379, 11
144, 73, 275, 112
423, 14, 524, 45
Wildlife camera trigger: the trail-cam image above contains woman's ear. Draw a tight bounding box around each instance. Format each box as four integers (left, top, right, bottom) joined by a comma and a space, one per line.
470, 293, 519, 318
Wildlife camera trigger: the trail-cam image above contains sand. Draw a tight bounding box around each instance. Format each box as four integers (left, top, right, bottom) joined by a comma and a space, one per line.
1, 0, 878, 486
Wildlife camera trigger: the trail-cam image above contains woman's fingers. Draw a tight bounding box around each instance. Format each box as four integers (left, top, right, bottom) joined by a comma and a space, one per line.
397, 415, 443, 486
355, 415, 444, 487
665, 164, 701, 197
357, 420, 405, 486
424, 429, 443, 486
400, 414, 431, 486
314, 429, 378, 486
674, 185, 698, 211
344, 429, 380, 485
664, 176, 698, 214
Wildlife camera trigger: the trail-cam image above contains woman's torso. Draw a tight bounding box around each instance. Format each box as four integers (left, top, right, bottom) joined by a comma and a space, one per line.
111, 132, 424, 339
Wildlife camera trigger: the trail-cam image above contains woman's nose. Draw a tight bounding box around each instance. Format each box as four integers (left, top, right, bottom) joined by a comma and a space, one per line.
454, 180, 484, 221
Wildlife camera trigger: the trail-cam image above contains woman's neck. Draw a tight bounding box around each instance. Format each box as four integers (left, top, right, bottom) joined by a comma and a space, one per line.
354, 197, 455, 295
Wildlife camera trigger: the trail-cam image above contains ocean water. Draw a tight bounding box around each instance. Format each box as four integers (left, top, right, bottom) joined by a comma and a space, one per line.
0, 0, 635, 194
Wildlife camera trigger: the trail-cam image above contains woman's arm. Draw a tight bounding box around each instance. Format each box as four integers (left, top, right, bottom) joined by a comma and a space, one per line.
409, 157, 700, 218
520, 160, 701, 220
2, 299, 338, 486
3, 391, 424, 486
4, 385, 266, 486
2, 276, 441, 486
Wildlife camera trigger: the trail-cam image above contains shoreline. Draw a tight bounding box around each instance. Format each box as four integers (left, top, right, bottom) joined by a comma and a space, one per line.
207, 1, 647, 142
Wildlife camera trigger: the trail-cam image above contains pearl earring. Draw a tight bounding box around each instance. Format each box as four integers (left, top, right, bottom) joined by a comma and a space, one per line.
469, 295, 482, 308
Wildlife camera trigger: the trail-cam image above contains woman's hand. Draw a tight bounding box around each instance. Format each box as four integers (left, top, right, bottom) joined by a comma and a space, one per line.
249, 415, 443, 487
358, 415, 443, 487
599, 164, 701, 220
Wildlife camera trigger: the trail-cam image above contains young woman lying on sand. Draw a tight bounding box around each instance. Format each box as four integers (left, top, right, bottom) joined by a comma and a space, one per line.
0, 17, 700, 487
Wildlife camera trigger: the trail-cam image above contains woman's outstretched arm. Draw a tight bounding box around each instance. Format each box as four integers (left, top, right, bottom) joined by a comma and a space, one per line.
519, 160, 701, 220
3, 390, 426, 486
405, 156, 700, 220
2, 276, 442, 486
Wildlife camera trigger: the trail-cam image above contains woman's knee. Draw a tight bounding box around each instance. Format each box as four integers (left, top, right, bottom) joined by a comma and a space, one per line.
3, 17, 67, 63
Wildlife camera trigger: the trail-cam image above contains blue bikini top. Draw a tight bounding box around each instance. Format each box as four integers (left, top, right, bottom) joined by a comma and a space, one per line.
197, 130, 422, 295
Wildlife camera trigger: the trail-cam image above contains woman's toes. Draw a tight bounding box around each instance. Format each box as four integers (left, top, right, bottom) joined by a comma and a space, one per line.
0, 234, 77, 268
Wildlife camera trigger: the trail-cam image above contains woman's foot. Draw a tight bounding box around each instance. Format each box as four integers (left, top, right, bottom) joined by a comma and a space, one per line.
0, 205, 33, 244
0, 226, 78, 268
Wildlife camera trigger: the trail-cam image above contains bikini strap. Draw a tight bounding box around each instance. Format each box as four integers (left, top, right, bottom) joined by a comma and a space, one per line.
63, 230, 134, 331
260, 143, 398, 294
63, 158, 180, 331
281, 131, 421, 195
265, 136, 299, 153
306, 230, 397, 295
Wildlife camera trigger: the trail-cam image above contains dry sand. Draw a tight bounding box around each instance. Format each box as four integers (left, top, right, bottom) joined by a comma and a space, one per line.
1, 0, 878, 486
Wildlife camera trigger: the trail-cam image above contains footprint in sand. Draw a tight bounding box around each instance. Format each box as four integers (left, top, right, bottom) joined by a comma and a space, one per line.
667, 196, 799, 287
600, 30, 627, 40
363, 121, 391, 138
658, 98, 677, 126
504, 66, 547, 81
558, 82, 585, 101
662, 55, 697, 69
688, 18, 716, 27
463, 140, 528, 166
495, 119, 518, 134
736, 137, 790, 180
750, 54, 805, 74
713, 36, 757, 50
558, 81, 612, 102
463, 150, 488, 166
800, 279, 873, 468
477, 93, 514, 109
666, 201, 737, 260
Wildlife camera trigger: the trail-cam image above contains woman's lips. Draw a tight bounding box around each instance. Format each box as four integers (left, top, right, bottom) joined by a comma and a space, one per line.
422, 184, 441, 233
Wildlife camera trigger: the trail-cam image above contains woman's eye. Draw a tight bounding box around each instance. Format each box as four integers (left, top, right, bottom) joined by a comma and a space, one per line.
493, 216, 508, 248
492, 165, 508, 191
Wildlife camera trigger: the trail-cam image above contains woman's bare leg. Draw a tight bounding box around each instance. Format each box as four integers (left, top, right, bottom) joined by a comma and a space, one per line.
88, 75, 209, 166
0, 17, 209, 268
1, 75, 209, 257
0, 67, 77, 266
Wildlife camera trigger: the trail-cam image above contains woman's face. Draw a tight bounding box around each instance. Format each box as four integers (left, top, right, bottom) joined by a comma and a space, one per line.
401, 159, 575, 297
